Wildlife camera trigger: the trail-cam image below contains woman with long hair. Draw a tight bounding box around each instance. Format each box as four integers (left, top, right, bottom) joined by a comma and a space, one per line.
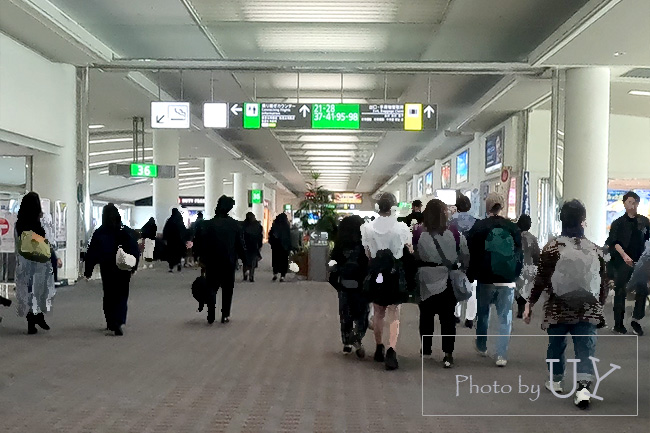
84, 204, 140, 336
361, 192, 412, 370
330, 215, 369, 357
14, 192, 55, 334
162, 208, 187, 273
269, 213, 291, 282
416, 199, 470, 368
242, 212, 263, 282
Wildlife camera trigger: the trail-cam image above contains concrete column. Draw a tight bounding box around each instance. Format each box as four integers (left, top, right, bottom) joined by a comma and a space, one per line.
205, 157, 224, 219
251, 182, 263, 222
232, 172, 247, 221
563, 68, 610, 245
153, 130, 180, 231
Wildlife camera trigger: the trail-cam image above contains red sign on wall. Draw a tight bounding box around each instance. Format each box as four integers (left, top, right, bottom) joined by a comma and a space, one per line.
0, 218, 9, 236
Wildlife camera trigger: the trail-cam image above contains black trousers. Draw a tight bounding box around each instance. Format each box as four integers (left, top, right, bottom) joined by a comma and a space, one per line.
613, 266, 647, 325
101, 272, 131, 330
338, 291, 370, 346
206, 269, 235, 317
272, 246, 289, 276
419, 285, 457, 354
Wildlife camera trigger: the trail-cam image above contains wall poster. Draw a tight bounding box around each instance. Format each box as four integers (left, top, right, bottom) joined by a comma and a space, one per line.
485, 127, 504, 174
441, 160, 451, 189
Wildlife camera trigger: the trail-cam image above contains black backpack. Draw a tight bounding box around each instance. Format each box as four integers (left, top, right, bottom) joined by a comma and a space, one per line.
329, 245, 365, 291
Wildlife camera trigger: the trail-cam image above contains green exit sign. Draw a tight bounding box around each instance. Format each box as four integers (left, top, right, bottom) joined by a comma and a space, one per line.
284, 204, 292, 211
130, 163, 158, 178
312, 103, 360, 129
251, 189, 263, 204
398, 202, 411, 209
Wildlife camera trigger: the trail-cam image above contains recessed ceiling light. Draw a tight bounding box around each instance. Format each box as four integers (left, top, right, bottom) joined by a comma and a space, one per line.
301, 143, 358, 150
614, 51, 626, 57
89, 137, 132, 144
89, 124, 105, 129
629, 90, 650, 97
300, 135, 359, 143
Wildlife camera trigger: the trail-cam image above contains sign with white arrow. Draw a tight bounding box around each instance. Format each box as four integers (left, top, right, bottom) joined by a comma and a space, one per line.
151, 102, 190, 129
299, 105, 310, 118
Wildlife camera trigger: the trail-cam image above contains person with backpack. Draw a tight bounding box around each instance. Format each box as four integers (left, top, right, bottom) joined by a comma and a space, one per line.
524, 200, 608, 409
329, 215, 370, 358
84, 204, 140, 336
449, 193, 478, 328
416, 199, 470, 368
605, 191, 650, 335
515, 214, 540, 319
194, 196, 245, 325
466, 192, 523, 367
361, 193, 412, 370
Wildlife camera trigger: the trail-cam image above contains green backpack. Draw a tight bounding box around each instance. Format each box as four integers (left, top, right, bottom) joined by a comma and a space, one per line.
485, 227, 518, 281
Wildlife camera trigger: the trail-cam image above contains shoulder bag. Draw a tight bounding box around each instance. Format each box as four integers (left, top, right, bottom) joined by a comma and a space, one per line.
431, 236, 473, 302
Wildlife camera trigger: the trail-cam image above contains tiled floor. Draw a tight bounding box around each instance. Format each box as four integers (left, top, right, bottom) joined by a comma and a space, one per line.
0, 253, 648, 432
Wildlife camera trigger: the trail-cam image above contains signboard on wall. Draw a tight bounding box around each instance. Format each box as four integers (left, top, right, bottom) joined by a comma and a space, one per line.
179, 197, 205, 206
521, 171, 531, 216
485, 128, 504, 174
456, 150, 469, 184
0, 212, 16, 253
425, 171, 433, 195
151, 102, 190, 129
416, 176, 424, 197
54, 201, 67, 249
441, 160, 451, 189
332, 192, 363, 204
507, 177, 517, 219
406, 180, 413, 203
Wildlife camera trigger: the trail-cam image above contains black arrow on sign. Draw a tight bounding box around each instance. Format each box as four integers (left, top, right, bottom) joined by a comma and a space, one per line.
156, 115, 165, 123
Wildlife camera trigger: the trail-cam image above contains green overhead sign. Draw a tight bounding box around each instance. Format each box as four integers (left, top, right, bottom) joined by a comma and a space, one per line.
130, 163, 158, 178
312, 103, 360, 129
250, 189, 263, 204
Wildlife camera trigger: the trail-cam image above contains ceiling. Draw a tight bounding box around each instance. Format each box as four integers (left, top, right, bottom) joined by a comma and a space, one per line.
1, 0, 649, 203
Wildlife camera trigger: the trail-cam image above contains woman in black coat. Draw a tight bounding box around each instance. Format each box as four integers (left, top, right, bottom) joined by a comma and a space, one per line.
162, 208, 187, 273
242, 212, 263, 282
269, 213, 292, 282
84, 204, 140, 336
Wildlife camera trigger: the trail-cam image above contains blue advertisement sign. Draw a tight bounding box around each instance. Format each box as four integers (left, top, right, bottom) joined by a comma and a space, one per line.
485, 128, 504, 173
456, 150, 469, 184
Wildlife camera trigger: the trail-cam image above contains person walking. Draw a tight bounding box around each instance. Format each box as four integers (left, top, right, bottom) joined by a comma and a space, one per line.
14, 192, 56, 334
162, 208, 187, 273
194, 196, 245, 325
330, 215, 370, 358
84, 204, 140, 336
186, 212, 204, 267
362, 192, 412, 370
524, 200, 608, 409
269, 213, 292, 282
242, 212, 263, 282
449, 194, 478, 328
416, 199, 470, 368
515, 214, 540, 319
466, 192, 523, 367
140, 217, 157, 269
404, 200, 424, 227
605, 191, 650, 335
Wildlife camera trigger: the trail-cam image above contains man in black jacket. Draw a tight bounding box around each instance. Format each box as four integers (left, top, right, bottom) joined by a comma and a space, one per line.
195, 195, 245, 325
605, 191, 650, 335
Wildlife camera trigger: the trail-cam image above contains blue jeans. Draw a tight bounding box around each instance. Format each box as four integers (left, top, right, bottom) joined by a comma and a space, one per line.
475, 284, 515, 358
546, 322, 597, 383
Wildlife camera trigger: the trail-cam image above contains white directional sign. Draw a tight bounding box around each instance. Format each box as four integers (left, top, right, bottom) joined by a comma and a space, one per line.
151, 102, 191, 129
203, 103, 228, 128
424, 105, 436, 119
299, 105, 310, 118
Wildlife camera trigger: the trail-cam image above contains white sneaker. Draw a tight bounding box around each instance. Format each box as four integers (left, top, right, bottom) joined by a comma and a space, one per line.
545, 380, 563, 393
574, 385, 591, 409
496, 357, 508, 367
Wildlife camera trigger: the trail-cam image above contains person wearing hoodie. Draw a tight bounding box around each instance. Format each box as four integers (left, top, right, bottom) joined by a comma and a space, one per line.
361, 192, 413, 370
162, 208, 187, 273
242, 212, 263, 282
269, 213, 292, 282
194, 196, 245, 325
140, 217, 157, 268
84, 204, 140, 336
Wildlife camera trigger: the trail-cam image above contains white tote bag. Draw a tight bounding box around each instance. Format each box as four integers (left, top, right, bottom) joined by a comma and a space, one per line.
116, 246, 136, 271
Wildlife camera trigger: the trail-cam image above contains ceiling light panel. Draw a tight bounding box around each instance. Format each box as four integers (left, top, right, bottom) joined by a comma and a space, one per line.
300, 144, 358, 150
257, 28, 388, 52
300, 135, 359, 143
89, 148, 153, 157
89, 137, 132, 144
304, 151, 356, 156
243, 0, 397, 23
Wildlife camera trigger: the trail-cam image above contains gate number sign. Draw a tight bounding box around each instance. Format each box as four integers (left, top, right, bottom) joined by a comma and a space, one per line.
130, 163, 158, 178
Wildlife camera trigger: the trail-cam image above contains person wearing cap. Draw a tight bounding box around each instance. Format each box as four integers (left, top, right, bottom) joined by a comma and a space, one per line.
194, 195, 246, 325
466, 192, 523, 367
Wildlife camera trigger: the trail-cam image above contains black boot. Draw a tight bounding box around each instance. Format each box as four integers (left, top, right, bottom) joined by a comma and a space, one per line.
373, 344, 385, 362
26, 313, 37, 335
207, 308, 215, 324
35, 313, 50, 330
221, 315, 230, 324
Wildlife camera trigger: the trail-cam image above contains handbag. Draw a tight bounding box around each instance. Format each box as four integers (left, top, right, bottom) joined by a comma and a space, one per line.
18, 231, 51, 263
116, 245, 137, 271
431, 236, 472, 302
